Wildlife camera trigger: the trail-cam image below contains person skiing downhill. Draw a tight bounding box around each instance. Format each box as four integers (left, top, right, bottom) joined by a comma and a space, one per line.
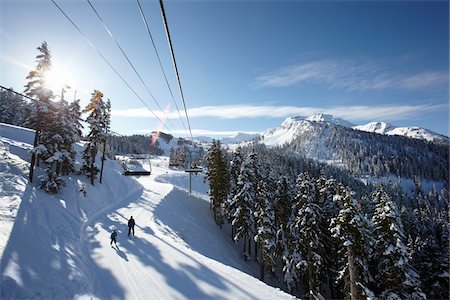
128, 216, 135, 237
110, 228, 118, 246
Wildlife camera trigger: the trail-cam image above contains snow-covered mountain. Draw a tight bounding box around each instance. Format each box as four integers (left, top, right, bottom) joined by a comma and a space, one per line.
353, 121, 394, 134
221, 132, 260, 144
261, 113, 354, 146
304, 113, 355, 127
261, 113, 447, 146
193, 132, 260, 145
354, 122, 447, 143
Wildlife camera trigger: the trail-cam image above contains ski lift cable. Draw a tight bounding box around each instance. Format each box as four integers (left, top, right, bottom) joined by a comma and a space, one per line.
136, 0, 187, 132
159, 0, 193, 141
50, 0, 171, 132
86, 0, 177, 131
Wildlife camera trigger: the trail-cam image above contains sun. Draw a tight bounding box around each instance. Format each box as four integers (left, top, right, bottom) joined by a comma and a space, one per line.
44, 66, 74, 95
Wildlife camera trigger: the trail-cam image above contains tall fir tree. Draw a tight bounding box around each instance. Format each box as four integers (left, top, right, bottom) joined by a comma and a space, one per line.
371, 186, 425, 299
81, 90, 107, 185
229, 149, 261, 260
227, 147, 243, 219
254, 179, 277, 281
330, 187, 374, 299
23, 41, 69, 192
205, 140, 229, 227
24, 41, 54, 133
291, 172, 325, 297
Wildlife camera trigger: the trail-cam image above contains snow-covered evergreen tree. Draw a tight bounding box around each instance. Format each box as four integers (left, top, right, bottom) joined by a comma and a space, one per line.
80, 90, 107, 185
371, 186, 425, 299
290, 172, 325, 297
330, 187, 374, 299
24, 41, 54, 132
23, 41, 70, 193
0, 88, 30, 126
413, 223, 449, 299
254, 179, 277, 281
229, 149, 261, 260
205, 140, 229, 227
227, 147, 243, 218
274, 176, 294, 230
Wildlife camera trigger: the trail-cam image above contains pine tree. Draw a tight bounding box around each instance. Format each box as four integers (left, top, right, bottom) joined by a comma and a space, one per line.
290, 172, 325, 297
413, 223, 449, 299
81, 90, 107, 185
330, 187, 374, 299
205, 140, 229, 227
371, 186, 425, 299
24, 41, 54, 132
23, 41, 70, 192
229, 149, 261, 260
316, 174, 340, 296
254, 179, 277, 281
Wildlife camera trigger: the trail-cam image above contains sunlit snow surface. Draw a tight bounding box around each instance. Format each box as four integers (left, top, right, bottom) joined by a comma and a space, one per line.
0, 123, 294, 300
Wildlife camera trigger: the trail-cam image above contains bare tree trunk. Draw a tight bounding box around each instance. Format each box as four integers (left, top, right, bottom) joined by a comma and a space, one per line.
308, 248, 314, 295
348, 247, 358, 300
29, 130, 39, 182
243, 235, 247, 261
260, 244, 265, 281
254, 240, 258, 262
99, 139, 106, 183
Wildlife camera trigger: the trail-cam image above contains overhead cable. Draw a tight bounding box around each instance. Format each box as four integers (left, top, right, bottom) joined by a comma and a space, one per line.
86, 0, 177, 131
159, 0, 193, 140
50, 0, 171, 132
136, 0, 187, 131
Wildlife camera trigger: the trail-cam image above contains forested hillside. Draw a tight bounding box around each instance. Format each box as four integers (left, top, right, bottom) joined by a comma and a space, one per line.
287, 122, 448, 183
205, 141, 449, 299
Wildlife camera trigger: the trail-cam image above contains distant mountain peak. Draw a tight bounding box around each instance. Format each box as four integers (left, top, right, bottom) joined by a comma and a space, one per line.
281, 113, 354, 127
353, 121, 394, 134
305, 113, 355, 127
354, 122, 447, 143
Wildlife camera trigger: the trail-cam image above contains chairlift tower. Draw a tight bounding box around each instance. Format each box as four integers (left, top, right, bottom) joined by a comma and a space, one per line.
185, 167, 203, 194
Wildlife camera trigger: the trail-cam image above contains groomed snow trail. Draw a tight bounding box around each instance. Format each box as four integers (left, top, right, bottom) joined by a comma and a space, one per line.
0, 123, 293, 299
77, 158, 294, 300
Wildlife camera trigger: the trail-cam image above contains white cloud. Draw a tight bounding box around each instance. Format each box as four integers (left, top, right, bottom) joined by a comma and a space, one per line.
112, 103, 448, 122
255, 58, 448, 91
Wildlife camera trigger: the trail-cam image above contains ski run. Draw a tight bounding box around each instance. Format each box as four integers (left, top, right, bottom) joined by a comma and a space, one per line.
0, 123, 293, 299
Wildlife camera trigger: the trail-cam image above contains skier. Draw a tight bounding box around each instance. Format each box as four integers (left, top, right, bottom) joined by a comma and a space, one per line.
110, 228, 118, 246
128, 216, 135, 237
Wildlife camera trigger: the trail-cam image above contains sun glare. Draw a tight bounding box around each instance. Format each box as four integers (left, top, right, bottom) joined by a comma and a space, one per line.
44, 66, 74, 95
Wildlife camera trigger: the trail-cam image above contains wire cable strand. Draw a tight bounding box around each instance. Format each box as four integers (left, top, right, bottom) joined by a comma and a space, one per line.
50, 0, 171, 132
136, 0, 187, 131
86, 0, 177, 131
159, 0, 193, 140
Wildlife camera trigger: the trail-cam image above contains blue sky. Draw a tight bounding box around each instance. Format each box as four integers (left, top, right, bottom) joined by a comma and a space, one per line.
1, 0, 448, 137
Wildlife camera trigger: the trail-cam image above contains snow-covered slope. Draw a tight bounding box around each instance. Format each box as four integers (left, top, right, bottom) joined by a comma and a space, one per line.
261, 113, 352, 146
304, 113, 354, 127
0, 123, 292, 299
353, 121, 394, 134
354, 122, 447, 143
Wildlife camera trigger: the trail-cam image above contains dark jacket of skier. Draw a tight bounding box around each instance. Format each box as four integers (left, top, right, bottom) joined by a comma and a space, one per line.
128, 216, 135, 236
110, 229, 117, 245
